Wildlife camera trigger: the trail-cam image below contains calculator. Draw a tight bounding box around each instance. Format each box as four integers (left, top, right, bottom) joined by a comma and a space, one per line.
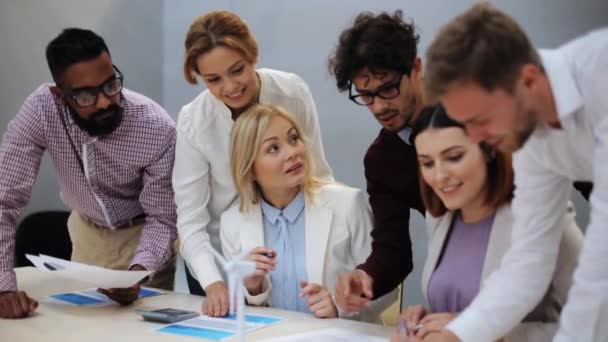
135, 308, 199, 323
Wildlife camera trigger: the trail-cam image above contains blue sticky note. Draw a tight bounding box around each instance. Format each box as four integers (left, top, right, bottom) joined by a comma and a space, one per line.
51, 293, 105, 305
138, 288, 162, 298
158, 324, 235, 340
225, 314, 281, 325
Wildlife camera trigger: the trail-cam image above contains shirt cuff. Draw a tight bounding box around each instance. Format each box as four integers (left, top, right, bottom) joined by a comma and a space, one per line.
355, 264, 371, 276
188, 252, 223, 290
447, 309, 492, 342
130, 250, 162, 271
0, 270, 17, 292
244, 276, 271, 306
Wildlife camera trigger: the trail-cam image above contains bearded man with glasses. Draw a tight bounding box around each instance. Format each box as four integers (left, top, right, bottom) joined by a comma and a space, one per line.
0, 28, 178, 318
328, 11, 430, 314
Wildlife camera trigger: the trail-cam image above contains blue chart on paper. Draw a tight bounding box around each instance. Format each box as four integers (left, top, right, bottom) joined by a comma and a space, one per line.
156, 313, 283, 340
158, 325, 235, 340
138, 288, 162, 298
50, 288, 163, 306
224, 314, 282, 325
50, 293, 105, 305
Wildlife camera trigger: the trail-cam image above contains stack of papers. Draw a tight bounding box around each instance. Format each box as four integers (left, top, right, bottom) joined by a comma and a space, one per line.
26, 254, 153, 288
49, 287, 163, 306
157, 314, 282, 340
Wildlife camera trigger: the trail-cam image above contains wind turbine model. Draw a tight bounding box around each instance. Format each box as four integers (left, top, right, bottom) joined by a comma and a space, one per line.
206, 242, 256, 342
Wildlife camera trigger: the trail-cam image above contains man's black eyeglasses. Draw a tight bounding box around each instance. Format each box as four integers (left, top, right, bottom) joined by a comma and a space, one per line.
348, 73, 405, 106
61, 65, 124, 108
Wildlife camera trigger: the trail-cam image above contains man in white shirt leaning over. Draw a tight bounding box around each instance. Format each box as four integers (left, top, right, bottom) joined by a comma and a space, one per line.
420, 3, 607, 342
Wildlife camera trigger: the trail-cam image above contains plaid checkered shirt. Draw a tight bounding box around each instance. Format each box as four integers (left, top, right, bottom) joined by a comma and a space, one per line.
0, 84, 178, 291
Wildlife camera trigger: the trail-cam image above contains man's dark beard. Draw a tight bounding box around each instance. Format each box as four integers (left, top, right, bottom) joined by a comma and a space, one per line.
513, 116, 536, 150
68, 103, 123, 137
511, 102, 538, 151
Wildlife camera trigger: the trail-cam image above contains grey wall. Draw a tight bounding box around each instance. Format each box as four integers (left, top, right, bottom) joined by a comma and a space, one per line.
0, 0, 164, 217
162, 0, 607, 306
1, 0, 605, 305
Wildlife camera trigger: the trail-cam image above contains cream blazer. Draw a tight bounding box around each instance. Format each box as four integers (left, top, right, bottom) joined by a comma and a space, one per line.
422, 205, 582, 342
220, 183, 397, 323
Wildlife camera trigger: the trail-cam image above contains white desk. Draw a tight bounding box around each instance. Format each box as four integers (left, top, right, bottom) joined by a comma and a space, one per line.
0, 267, 393, 341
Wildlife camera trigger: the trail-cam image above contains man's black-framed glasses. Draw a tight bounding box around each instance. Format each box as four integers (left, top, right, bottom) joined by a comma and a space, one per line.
348, 73, 404, 106
62, 65, 124, 108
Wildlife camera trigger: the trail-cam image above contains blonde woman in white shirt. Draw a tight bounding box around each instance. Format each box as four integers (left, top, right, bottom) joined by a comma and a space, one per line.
173, 10, 333, 317
220, 104, 394, 322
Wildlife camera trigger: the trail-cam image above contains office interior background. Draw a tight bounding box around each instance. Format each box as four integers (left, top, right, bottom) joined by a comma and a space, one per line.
1, 0, 606, 306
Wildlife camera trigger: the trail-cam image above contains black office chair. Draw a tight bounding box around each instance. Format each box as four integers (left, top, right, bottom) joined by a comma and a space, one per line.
14, 211, 72, 267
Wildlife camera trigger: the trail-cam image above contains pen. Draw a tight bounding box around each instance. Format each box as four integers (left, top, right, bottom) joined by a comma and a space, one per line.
400, 320, 408, 335
400, 321, 423, 336
43, 262, 56, 271
43, 262, 64, 271
261, 251, 276, 258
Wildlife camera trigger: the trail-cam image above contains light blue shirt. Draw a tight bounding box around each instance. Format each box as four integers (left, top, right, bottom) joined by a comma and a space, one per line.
261, 191, 309, 313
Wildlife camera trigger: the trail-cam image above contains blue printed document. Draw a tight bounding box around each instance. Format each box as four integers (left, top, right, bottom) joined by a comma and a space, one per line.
49, 287, 163, 306
156, 313, 282, 340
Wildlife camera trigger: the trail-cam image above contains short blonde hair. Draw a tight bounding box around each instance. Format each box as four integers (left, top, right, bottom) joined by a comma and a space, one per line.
230, 104, 324, 212
183, 10, 258, 85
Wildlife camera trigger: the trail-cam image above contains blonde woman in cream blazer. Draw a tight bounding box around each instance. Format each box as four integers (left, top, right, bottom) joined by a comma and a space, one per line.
220, 104, 396, 323
421, 205, 582, 341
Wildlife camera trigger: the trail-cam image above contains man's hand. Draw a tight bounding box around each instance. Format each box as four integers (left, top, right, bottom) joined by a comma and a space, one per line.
97, 264, 146, 306
334, 270, 373, 313
299, 281, 338, 318
0, 291, 38, 319
417, 330, 461, 342
402, 305, 428, 337
98, 284, 141, 306
417, 312, 457, 339
203, 281, 229, 317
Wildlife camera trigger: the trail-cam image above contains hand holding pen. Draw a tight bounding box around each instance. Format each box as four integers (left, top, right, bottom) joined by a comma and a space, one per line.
244, 247, 276, 295
403, 305, 426, 336
390, 305, 426, 341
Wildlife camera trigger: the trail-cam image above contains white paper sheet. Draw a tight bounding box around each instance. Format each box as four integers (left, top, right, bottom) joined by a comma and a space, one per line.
261, 328, 387, 342
26, 254, 153, 288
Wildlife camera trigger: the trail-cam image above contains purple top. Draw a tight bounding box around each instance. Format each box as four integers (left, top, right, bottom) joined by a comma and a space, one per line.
427, 212, 495, 313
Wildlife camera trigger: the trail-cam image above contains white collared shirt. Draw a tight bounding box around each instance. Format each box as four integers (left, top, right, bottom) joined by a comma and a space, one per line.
447, 28, 608, 342
172, 68, 333, 289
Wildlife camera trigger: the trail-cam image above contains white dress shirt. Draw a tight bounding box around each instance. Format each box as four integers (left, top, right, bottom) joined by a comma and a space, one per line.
446, 29, 608, 342
172, 68, 333, 289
